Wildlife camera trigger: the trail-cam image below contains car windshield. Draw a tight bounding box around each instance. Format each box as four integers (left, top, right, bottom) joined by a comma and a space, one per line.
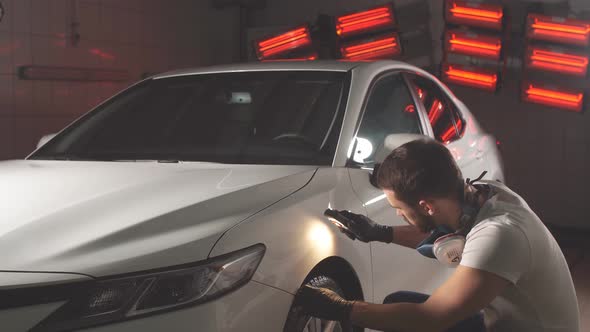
29, 71, 349, 165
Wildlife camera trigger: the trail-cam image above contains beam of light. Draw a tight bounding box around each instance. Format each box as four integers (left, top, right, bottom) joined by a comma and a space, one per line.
364, 194, 387, 206
306, 221, 334, 256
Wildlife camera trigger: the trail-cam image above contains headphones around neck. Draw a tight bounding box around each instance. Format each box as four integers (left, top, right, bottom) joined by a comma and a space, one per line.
416, 171, 489, 267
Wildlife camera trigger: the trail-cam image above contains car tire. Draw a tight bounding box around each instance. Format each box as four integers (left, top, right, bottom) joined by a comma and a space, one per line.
283, 275, 362, 332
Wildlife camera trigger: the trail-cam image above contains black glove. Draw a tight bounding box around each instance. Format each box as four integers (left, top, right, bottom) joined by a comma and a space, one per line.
296, 285, 355, 321
325, 209, 393, 243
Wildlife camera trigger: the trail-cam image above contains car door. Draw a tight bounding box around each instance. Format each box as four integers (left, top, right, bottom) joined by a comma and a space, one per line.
347, 72, 454, 304
404, 72, 488, 181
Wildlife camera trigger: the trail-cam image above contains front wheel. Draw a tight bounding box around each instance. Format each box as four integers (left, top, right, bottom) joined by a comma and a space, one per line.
283, 275, 359, 332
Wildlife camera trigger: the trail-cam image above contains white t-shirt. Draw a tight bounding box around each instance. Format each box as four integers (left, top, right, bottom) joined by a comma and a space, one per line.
460, 180, 580, 332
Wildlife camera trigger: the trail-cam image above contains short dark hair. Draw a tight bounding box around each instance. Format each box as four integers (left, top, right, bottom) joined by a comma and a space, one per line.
375, 138, 463, 205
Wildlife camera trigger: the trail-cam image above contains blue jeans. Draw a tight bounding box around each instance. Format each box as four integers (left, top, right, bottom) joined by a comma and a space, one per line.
383, 291, 485, 332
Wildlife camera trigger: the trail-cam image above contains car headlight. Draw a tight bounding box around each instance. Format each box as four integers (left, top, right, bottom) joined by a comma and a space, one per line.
33, 244, 266, 332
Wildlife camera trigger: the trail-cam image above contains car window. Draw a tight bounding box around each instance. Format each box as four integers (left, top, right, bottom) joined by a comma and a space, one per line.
353, 73, 421, 165
407, 74, 464, 143
29, 71, 348, 165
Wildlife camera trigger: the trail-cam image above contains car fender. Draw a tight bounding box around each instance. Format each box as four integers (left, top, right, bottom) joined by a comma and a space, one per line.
209, 167, 373, 301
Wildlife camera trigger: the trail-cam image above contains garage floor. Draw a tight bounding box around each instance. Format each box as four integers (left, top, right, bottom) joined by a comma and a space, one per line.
554, 227, 590, 332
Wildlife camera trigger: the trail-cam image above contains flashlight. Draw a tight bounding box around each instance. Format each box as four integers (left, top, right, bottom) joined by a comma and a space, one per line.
323, 209, 350, 231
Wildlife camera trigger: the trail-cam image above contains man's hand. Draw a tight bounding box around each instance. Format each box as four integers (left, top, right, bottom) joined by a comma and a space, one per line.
325, 209, 393, 243
296, 285, 355, 321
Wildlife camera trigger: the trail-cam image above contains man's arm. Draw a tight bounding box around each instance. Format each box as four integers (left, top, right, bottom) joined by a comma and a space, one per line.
349, 266, 510, 332
391, 225, 429, 249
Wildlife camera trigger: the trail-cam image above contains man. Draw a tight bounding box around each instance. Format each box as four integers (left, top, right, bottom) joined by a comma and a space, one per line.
297, 139, 579, 332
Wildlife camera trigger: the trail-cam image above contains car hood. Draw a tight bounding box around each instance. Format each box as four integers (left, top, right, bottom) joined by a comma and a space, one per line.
0, 160, 316, 277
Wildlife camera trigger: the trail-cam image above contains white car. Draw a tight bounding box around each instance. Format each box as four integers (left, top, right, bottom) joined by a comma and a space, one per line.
1, 61, 503, 332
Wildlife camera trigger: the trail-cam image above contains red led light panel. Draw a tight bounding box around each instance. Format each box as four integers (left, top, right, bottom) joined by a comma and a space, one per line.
446, 0, 504, 31
526, 46, 588, 77
336, 5, 396, 38
441, 118, 464, 142
428, 99, 445, 125
527, 14, 590, 47
341, 34, 401, 60
445, 30, 502, 60
442, 64, 498, 91
262, 53, 318, 62
522, 83, 584, 112
256, 27, 312, 60
416, 87, 427, 102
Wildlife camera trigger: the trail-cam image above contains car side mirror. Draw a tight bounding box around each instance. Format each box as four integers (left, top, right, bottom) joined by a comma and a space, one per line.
374, 133, 426, 164
37, 133, 57, 149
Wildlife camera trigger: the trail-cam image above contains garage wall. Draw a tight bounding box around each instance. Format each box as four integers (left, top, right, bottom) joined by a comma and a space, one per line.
0, 0, 238, 160
453, 83, 590, 230
250, 0, 590, 228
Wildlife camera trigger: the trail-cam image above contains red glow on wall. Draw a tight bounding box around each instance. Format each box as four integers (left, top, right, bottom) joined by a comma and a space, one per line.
19, 65, 129, 82
522, 83, 584, 112
0, 41, 19, 56
336, 5, 396, 38
527, 14, 590, 47
446, 0, 504, 31
445, 30, 502, 60
526, 46, 589, 77
89, 48, 115, 60
442, 64, 498, 91
340, 34, 401, 60
256, 27, 312, 60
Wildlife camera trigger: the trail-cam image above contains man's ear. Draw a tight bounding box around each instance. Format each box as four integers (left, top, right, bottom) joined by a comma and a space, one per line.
418, 200, 435, 216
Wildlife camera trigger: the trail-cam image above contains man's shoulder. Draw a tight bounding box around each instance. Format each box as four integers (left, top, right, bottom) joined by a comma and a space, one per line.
477, 180, 529, 209
471, 209, 514, 233
467, 215, 529, 245
472, 184, 539, 235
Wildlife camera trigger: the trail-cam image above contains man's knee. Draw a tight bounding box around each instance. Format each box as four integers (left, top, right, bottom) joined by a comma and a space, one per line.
383, 291, 430, 304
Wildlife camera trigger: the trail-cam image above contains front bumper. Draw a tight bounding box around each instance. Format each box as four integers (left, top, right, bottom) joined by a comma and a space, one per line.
4, 280, 293, 332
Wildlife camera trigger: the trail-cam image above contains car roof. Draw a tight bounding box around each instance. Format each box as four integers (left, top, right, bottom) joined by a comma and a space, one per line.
153, 60, 417, 79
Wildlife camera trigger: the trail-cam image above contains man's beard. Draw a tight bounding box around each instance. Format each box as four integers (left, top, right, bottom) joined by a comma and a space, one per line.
404, 213, 437, 233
